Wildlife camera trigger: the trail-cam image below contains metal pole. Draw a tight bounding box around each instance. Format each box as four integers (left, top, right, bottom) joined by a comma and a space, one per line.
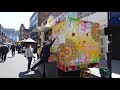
107, 12, 112, 78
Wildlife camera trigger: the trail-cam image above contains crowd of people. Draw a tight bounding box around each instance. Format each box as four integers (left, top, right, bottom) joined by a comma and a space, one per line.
0, 43, 19, 62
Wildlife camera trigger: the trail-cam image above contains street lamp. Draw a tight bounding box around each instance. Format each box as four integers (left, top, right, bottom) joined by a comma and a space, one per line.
106, 12, 112, 78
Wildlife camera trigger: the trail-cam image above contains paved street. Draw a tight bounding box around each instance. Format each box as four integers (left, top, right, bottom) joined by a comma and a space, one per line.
0, 50, 120, 78
89, 59, 120, 78
0, 51, 37, 78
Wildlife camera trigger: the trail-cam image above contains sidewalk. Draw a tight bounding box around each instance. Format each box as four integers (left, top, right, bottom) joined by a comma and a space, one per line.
89, 59, 120, 78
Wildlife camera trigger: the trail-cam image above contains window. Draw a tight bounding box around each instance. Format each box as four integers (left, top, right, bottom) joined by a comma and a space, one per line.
30, 12, 38, 30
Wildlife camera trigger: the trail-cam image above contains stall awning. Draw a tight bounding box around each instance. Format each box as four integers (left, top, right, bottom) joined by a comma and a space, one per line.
23, 38, 37, 43
22, 39, 26, 42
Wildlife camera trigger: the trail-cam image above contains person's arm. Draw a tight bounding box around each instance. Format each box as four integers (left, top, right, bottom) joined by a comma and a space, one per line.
26, 49, 28, 58
10, 46, 12, 50
7, 47, 9, 53
40, 48, 43, 59
49, 37, 57, 47
32, 48, 35, 58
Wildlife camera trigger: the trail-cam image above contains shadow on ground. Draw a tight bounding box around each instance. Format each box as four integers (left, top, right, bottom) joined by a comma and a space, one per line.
7, 56, 13, 58
19, 71, 36, 78
0, 61, 4, 63
0, 58, 4, 63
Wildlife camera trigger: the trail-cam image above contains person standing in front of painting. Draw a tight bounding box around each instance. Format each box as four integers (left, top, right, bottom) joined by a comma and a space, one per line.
31, 37, 57, 77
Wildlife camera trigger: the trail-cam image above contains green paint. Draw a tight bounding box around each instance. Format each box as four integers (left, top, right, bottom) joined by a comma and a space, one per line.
90, 57, 99, 63
68, 17, 80, 22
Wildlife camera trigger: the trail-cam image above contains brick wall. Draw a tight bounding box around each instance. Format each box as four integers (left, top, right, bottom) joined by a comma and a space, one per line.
38, 12, 53, 26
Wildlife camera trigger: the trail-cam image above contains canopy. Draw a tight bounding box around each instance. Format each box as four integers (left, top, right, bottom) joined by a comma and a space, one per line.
19, 39, 26, 42
23, 38, 37, 43
22, 39, 26, 42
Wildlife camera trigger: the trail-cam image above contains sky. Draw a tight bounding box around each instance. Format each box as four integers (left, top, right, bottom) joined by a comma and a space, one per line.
0, 12, 34, 30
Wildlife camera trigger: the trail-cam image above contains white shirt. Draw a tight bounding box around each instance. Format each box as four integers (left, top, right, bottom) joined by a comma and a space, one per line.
23, 47, 25, 51
26, 48, 34, 58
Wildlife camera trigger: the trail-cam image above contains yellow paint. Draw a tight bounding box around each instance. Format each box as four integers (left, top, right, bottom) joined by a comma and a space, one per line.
49, 18, 100, 66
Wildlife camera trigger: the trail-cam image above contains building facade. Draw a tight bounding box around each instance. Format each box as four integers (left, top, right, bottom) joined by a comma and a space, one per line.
19, 24, 30, 41
4, 28, 19, 42
29, 12, 53, 45
0, 24, 15, 43
0, 24, 6, 44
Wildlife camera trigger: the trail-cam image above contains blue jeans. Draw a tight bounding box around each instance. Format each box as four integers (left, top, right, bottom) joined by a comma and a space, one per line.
27, 57, 32, 70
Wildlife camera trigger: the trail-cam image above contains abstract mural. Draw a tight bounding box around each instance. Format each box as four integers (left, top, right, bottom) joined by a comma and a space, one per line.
49, 17, 100, 66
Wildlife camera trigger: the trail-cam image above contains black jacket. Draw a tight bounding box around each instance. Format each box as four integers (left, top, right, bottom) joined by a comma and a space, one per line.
40, 38, 56, 58
11, 45, 16, 51
1, 45, 9, 54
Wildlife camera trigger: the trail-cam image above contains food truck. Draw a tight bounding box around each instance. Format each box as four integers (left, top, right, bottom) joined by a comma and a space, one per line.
42, 17, 100, 72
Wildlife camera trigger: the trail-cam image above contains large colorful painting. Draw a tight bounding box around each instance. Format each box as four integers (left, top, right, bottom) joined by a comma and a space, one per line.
49, 17, 100, 66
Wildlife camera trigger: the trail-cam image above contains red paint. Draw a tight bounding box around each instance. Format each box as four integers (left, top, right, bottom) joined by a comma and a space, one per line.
72, 33, 75, 37
57, 63, 77, 72
86, 33, 88, 37
83, 41, 86, 45
69, 66, 76, 70
57, 63, 66, 72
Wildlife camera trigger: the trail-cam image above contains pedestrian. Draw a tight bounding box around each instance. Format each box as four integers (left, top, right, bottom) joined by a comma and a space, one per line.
26, 45, 35, 72
1, 44, 9, 62
24, 45, 28, 57
16, 44, 19, 51
18, 45, 21, 53
31, 37, 57, 77
11, 44, 16, 56
23, 46, 26, 56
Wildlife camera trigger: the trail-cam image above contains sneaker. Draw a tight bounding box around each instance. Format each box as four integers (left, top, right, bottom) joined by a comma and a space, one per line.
31, 68, 35, 71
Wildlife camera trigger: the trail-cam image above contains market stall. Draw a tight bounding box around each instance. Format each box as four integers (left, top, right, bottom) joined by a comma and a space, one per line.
22, 38, 37, 53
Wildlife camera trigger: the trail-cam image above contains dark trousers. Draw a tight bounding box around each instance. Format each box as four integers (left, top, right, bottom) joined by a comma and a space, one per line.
18, 49, 20, 53
28, 57, 32, 70
37, 54, 40, 59
0, 52, 1, 58
31, 56, 48, 70
1, 53, 7, 61
12, 50, 15, 56
31, 56, 49, 77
